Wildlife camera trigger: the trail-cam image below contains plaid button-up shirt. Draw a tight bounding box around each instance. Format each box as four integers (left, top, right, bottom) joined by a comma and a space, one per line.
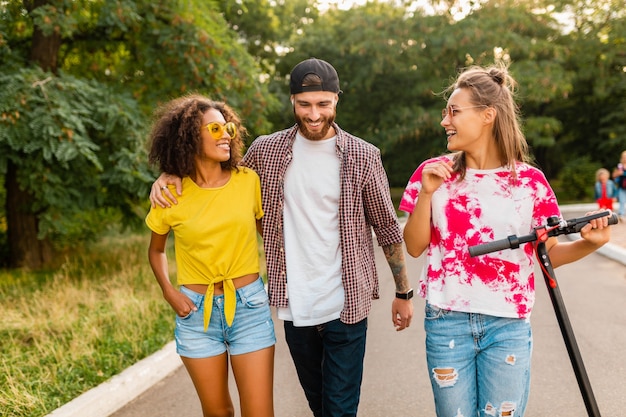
242, 123, 403, 324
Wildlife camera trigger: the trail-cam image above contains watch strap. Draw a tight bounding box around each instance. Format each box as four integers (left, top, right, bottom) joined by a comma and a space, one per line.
395, 288, 414, 300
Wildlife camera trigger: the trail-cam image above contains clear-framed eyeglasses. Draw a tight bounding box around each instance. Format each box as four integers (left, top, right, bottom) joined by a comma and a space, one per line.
441, 105, 487, 120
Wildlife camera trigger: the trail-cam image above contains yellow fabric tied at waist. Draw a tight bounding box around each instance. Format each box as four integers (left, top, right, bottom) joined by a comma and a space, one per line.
203, 277, 237, 332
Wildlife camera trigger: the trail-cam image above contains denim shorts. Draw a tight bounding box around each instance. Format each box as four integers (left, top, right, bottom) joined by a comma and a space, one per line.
174, 277, 276, 358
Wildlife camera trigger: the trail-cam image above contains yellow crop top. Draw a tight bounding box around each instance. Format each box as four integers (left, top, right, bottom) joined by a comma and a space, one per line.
145, 167, 263, 330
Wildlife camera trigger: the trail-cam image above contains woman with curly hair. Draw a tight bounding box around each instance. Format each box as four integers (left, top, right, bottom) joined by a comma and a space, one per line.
400, 66, 610, 416
145, 94, 275, 417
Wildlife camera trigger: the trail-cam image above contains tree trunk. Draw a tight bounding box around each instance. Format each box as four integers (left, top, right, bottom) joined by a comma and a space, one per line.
30, 28, 61, 73
27, 0, 62, 73
6, 161, 55, 269
3, 0, 61, 268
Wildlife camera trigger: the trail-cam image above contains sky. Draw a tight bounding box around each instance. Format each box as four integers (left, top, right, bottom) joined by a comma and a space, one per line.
315, 0, 577, 31
315, 0, 475, 20
316, 0, 370, 11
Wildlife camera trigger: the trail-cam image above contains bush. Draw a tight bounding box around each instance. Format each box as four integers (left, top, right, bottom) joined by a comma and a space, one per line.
554, 156, 599, 203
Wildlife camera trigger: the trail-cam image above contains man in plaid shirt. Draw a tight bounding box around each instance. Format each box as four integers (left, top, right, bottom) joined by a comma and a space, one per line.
151, 58, 414, 417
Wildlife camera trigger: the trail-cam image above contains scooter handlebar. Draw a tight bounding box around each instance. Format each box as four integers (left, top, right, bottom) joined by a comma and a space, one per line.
570, 212, 618, 232
468, 211, 617, 257
468, 235, 520, 257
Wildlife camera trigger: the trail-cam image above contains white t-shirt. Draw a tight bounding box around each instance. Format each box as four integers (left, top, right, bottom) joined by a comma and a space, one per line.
400, 156, 560, 319
277, 133, 344, 326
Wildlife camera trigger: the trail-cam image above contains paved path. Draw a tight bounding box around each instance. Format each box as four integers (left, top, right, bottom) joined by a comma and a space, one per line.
110, 216, 626, 416
49, 204, 626, 417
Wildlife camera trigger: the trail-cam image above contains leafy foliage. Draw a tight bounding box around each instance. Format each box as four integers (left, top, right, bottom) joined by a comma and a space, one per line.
1, 0, 626, 267
0, 0, 280, 266
0, 67, 152, 245
281, 0, 588, 185
551, 0, 626, 174
555, 156, 599, 202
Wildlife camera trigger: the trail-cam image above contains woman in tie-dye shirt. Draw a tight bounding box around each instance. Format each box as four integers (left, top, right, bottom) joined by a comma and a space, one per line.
400, 65, 611, 417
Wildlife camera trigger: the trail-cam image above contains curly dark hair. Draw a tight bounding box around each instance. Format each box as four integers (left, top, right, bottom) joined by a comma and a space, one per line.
148, 94, 247, 177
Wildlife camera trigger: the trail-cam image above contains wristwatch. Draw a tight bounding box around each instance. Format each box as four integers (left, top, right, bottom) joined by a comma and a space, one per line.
395, 288, 414, 300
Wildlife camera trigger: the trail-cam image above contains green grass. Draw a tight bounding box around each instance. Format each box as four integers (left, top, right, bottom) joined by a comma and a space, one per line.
0, 232, 175, 417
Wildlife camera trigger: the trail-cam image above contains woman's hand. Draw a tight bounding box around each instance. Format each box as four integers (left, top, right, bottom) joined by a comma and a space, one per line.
150, 173, 183, 208
420, 159, 454, 195
547, 210, 613, 268
578, 210, 612, 246
163, 287, 197, 317
403, 160, 453, 258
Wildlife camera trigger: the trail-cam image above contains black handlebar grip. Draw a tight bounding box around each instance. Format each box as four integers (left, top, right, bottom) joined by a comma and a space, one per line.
469, 235, 517, 257
573, 212, 619, 232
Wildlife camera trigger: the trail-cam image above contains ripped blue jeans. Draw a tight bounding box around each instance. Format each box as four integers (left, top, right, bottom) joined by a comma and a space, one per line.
424, 304, 532, 417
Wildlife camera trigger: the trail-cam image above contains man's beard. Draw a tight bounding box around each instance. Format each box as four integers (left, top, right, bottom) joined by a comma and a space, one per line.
294, 112, 335, 141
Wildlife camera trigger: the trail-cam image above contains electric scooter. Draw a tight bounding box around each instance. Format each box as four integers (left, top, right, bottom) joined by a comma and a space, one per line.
469, 210, 619, 417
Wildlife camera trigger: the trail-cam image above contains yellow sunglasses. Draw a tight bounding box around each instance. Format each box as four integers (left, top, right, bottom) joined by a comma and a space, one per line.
202, 121, 238, 140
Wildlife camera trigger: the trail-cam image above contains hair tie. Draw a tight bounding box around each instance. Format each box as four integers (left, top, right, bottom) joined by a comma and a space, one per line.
490, 72, 504, 85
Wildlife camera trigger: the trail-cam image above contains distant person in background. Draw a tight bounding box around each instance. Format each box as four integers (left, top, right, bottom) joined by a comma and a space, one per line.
594, 168, 617, 210
145, 94, 275, 417
612, 150, 626, 221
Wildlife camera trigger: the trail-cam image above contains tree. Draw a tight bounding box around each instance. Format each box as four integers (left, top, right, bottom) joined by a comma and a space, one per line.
220, 0, 322, 131
0, 67, 150, 268
281, 0, 575, 185
0, 0, 275, 268
221, 0, 319, 73
547, 0, 626, 173
448, 0, 575, 177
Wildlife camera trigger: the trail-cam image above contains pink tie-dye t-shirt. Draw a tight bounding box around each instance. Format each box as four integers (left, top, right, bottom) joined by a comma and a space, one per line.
399, 156, 560, 319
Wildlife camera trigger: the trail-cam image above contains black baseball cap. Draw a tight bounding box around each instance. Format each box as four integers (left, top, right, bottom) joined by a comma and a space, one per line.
289, 58, 341, 94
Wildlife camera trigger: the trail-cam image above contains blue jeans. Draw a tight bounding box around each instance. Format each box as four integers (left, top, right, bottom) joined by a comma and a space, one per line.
283, 318, 368, 417
424, 304, 532, 417
618, 188, 626, 216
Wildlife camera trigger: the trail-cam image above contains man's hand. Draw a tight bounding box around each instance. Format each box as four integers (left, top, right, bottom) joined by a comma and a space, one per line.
392, 298, 413, 331
382, 242, 413, 331
150, 173, 183, 208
